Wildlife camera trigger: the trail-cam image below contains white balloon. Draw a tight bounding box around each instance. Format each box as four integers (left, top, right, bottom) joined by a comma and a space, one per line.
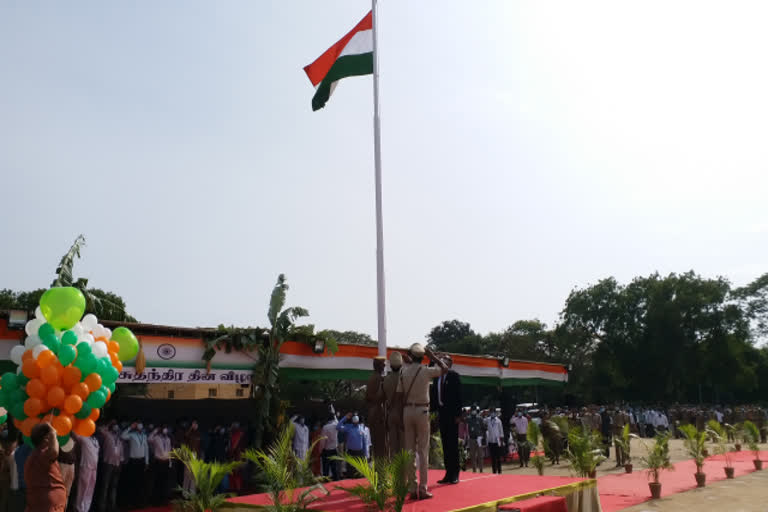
72, 324, 85, 337
35, 306, 44, 319
92, 341, 109, 359
25, 335, 42, 349
84, 334, 95, 345
17, 366, 23, 375
32, 345, 50, 358
81, 314, 98, 331
0, 406, 6, 416
92, 325, 105, 339
104, 328, 112, 340
10, 345, 26, 365
24, 318, 42, 337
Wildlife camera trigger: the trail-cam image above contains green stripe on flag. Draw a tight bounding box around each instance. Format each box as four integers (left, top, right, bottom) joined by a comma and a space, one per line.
312, 52, 373, 111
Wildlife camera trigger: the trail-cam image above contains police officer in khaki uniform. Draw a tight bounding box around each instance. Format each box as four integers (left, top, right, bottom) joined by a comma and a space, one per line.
383, 351, 404, 457
399, 343, 448, 500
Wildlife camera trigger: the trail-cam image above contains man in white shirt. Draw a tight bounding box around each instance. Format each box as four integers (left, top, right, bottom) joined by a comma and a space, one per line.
486, 411, 504, 474
319, 414, 339, 480
291, 415, 310, 460
510, 411, 530, 467
148, 426, 173, 505
73, 433, 100, 512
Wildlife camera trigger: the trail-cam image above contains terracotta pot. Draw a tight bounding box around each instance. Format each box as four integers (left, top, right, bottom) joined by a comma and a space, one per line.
694, 472, 706, 487
588, 469, 597, 479
624, 463, 633, 474
649, 481, 662, 499
724, 467, 734, 479
735, 443, 741, 452
754, 460, 763, 470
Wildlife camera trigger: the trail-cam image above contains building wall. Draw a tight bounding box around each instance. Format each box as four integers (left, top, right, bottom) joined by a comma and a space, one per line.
145, 383, 251, 400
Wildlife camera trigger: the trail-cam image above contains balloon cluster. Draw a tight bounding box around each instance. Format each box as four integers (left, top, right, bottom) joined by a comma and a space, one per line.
0, 287, 139, 446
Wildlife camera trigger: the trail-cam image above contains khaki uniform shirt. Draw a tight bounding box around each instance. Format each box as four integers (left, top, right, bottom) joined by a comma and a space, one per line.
398, 362, 443, 405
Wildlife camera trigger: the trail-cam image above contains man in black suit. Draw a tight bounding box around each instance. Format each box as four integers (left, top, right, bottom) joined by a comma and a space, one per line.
431, 355, 462, 484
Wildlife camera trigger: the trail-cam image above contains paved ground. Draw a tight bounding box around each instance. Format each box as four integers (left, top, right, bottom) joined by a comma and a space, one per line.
620, 468, 768, 512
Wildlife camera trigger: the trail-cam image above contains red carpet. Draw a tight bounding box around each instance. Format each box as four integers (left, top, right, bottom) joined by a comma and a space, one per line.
229, 470, 586, 511
598, 450, 768, 512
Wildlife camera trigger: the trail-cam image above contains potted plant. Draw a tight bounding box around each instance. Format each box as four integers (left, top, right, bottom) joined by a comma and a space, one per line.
639, 433, 674, 499
527, 421, 546, 476
679, 424, 707, 487
171, 446, 243, 512
614, 424, 636, 473
565, 427, 606, 479
742, 420, 763, 470
733, 422, 744, 451
706, 420, 734, 479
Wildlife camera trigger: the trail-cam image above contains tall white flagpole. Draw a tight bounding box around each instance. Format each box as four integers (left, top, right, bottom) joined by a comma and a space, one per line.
371, 0, 387, 358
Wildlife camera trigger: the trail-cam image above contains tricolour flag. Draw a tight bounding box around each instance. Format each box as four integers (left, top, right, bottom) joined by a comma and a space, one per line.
304, 11, 373, 111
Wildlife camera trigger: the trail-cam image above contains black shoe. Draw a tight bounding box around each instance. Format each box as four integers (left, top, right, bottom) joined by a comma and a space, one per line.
448, 478, 459, 484
437, 478, 449, 484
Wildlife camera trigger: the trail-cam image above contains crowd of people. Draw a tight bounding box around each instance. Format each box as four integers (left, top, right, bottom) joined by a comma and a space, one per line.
0, 418, 251, 512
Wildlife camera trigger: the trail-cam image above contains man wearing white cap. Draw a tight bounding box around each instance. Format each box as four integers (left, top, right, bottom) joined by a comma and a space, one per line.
399, 343, 449, 500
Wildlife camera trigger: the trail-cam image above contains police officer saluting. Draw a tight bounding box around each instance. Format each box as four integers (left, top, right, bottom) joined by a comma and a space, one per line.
399, 343, 449, 500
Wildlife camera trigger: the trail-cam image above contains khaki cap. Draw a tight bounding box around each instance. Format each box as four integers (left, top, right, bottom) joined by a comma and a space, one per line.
409, 343, 425, 357
389, 351, 403, 367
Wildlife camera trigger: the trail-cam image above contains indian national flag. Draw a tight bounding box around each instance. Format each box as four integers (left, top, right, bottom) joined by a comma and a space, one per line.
304, 11, 373, 111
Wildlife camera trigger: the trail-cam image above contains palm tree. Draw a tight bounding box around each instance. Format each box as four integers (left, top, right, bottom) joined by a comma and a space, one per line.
243, 422, 328, 512
171, 445, 242, 512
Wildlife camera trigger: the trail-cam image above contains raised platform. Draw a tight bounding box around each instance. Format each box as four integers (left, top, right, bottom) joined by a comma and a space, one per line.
227, 470, 600, 512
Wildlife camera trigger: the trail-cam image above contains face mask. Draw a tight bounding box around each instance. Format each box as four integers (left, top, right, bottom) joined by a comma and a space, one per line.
471, 411, 477, 416
162, 428, 168, 435
137, 424, 144, 430
112, 425, 120, 433
517, 412, 522, 417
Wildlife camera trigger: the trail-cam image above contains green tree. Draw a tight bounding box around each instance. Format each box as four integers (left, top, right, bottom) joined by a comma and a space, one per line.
317, 329, 376, 346
426, 320, 483, 354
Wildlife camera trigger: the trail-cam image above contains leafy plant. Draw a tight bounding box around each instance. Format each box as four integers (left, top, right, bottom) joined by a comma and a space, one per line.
614, 424, 636, 464
742, 420, 761, 460
705, 420, 733, 468
679, 424, 707, 473
243, 422, 328, 512
639, 433, 674, 483
527, 420, 545, 475
565, 427, 606, 477
333, 450, 414, 512
171, 445, 242, 512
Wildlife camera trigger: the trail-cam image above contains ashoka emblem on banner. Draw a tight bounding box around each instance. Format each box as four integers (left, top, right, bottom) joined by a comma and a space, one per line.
157, 344, 176, 360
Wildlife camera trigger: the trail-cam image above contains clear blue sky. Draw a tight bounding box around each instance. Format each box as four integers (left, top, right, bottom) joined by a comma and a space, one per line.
2, 1, 767, 347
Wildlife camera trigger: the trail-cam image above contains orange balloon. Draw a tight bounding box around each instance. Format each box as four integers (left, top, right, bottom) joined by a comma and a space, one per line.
71, 382, 90, 400
108, 341, 120, 354
114, 360, 123, 372
63, 394, 83, 415
47, 386, 66, 407
95, 336, 108, 343
37, 350, 56, 368
40, 365, 60, 387
21, 417, 40, 437
88, 408, 100, 422
62, 366, 82, 389
84, 373, 102, 392
24, 397, 43, 417
52, 415, 73, 436
73, 418, 96, 437
13, 418, 22, 430
22, 349, 34, 362
22, 359, 40, 379
26, 378, 47, 399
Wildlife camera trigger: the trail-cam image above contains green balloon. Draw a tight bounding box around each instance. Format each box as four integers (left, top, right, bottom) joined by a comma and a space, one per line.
86, 390, 106, 409
0, 414, 6, 425
62, 331, 78, 346
59, 345, 77, 366
75, 402, 92, 419
23, 435, 33, 447
16, 374, 29, 386
10, 389, 26, 404
77, 354, 97, 376
107, 382, 116, 394
76, 342, 92, 356
1, 372, 18, 390
43, 336, 61, 354
38, 323, 56, 343
11, 402, 27, 420
113, 327, 139, 361
57, 434, 70, 446
39, 287, 86, 330
96, 358, 110, 378
0, 390, 8, 407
